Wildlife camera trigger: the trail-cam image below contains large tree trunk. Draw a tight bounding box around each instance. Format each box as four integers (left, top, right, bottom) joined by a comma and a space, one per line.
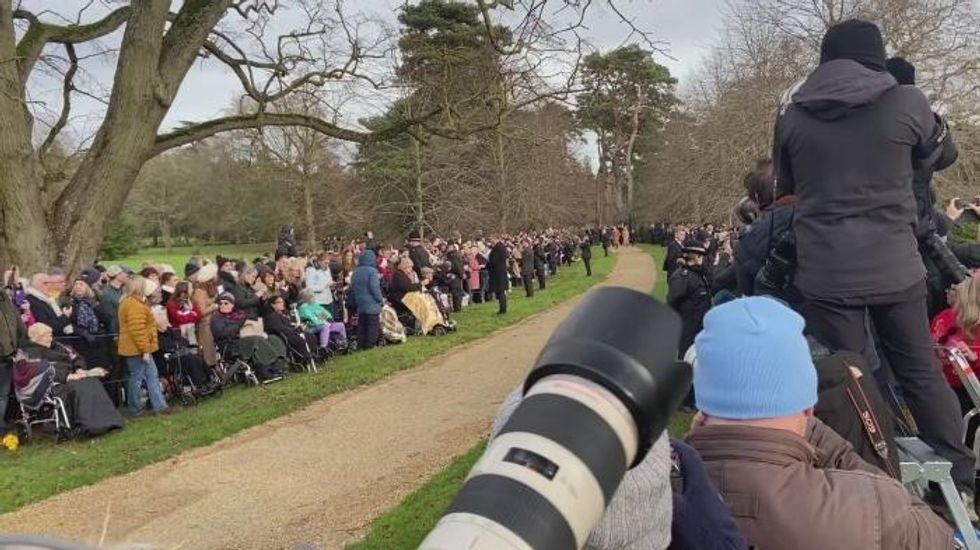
0, 3, 56, 272
412, 131, 425, 239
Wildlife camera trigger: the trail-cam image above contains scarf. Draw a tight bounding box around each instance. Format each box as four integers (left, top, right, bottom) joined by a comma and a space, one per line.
72, 296, 100, 334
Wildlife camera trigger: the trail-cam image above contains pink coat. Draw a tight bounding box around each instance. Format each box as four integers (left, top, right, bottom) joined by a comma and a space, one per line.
466, 256, 481, 290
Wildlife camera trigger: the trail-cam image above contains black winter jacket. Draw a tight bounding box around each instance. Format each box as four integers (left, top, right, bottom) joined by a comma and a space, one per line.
774, 59, 940, 298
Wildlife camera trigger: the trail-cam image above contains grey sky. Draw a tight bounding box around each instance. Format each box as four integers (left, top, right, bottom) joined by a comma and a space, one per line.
21, 0, 727, 146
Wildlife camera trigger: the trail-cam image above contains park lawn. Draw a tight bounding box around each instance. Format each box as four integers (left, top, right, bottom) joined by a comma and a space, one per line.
350, 245, 681, 550
0, 254, 614, 514
112, 243, 274, 270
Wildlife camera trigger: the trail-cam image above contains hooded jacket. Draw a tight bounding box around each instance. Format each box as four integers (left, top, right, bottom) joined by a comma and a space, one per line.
774, 59, 939, 298
350, 250, 384, 316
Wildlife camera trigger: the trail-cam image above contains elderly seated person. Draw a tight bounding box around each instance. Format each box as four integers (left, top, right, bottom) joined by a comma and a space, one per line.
686, 297, 953, 550
21, 323, 123, 437
210, 293, 285, 382
263, 293, 318, 362
25, 270, 72, 338
67, 272, 112, 369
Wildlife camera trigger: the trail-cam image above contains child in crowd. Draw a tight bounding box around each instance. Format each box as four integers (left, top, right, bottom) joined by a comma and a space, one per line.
297, 290, 347, 352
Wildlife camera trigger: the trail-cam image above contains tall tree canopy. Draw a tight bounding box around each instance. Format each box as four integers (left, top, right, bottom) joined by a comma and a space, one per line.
576, 45, 677, 224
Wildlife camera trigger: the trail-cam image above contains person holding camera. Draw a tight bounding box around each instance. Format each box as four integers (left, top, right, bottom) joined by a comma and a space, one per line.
772, 19, 976, 504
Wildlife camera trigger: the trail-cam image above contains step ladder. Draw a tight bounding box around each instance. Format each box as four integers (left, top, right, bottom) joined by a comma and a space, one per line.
898, 436, 979, 549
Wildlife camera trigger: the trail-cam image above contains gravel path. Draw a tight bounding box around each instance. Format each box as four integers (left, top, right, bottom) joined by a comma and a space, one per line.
0, 247, 655, 549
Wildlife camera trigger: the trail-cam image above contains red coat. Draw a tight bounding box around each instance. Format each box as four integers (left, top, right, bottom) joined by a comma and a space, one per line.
166, 298, 201, 328
930, 308, 980, 388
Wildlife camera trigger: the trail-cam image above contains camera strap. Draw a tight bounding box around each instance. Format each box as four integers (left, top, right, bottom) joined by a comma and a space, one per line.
842, 360, 898, 479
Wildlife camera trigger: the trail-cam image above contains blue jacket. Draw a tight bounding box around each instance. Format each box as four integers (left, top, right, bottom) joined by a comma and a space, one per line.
350, 250, 383, 316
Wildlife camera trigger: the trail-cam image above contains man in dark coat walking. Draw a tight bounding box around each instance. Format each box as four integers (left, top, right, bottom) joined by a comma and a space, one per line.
663, 226, 688, 278
520, 241, 535, 298
580, 236, 593, 277
488, 235, 509, 314
533, 242, 547, 290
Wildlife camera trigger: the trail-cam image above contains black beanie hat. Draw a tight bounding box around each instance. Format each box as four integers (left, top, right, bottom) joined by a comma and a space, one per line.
820, 19, 887, 72
886, 56, 916, 85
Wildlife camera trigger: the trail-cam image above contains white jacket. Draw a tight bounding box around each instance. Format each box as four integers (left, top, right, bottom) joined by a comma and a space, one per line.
304, 266, 333, 305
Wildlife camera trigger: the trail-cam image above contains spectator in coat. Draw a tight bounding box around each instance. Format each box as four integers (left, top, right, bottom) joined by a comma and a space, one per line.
118, 276, 169, 416
663, 227, 687, 278
533, 242, 547, 290
0, 281, 26, 437
667, 246, 711, 357
520, 241, 535, 298
166, 281, 200, 345
25, 271, 72, 338
68, 273, 111, 369
687, 297, 953, 550
350, 249, 383, 349
407, 230, 431, 277
305, 253, 335, 314
263, 294, 317, 362
580, 235, 593, 277
97, 265, 128, 335
488, 235, 509, 315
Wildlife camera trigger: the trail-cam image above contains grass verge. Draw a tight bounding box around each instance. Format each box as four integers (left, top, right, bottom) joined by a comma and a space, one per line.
113, 243, 274, 270
350, 246, 669, 550
0, 255, 613, 514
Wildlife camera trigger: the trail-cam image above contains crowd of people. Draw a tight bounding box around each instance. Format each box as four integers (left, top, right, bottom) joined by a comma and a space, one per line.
0, 224, 631, 443
554, 19, 980, 550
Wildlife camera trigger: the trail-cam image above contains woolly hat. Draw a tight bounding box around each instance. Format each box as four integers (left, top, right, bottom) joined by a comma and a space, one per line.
194, 263, 218, 283
694, 297, 817, 419
820, 19, 887, 72
217, 292, 235, 304
886, 56, 916, 85
105, 265, 125, 279
77, 267, 101, 288
184, 261, 201, 279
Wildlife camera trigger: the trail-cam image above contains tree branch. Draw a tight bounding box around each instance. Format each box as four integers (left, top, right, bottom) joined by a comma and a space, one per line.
13, 6, 131, 84
39, 43, 77, 162
152, 109, 441, 157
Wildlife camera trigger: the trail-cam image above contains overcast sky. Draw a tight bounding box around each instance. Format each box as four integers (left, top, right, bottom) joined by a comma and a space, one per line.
21, 0, 728, 149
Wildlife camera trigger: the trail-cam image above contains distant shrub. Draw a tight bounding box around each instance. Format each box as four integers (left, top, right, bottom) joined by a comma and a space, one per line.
99, 221, 141, 260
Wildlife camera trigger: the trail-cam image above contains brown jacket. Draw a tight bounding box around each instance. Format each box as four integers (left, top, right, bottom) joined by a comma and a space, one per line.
117, 295, 158, 357
687, 419, 953, 550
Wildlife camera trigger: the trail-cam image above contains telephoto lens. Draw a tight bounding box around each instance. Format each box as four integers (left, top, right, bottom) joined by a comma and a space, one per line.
419, 287, 692, 550
922, 232, 970, 285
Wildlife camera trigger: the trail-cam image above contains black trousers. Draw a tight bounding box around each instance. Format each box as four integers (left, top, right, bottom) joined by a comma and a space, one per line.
537, 270, 546, 290
583, 257, 592, 277
801, 280, 975, 491
522, 274, 534, 297
0, 359, 10, 434
495, 288, 507, 314
359, 313, 380, 349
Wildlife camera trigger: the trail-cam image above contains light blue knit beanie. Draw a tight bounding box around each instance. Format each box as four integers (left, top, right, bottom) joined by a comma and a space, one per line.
694, 297, 817, 419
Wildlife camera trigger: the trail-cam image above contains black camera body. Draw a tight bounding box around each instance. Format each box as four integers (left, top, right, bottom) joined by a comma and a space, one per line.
754, 229, 797, 296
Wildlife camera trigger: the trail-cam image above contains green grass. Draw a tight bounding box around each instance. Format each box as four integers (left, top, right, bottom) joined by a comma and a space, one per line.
0, 254, 614, 514
112, 243, 274, 270
348, 442, 488, 550
350, 246, 674, 549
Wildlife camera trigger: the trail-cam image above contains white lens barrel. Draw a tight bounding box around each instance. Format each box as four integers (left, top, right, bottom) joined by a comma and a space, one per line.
419, 376, 639, 550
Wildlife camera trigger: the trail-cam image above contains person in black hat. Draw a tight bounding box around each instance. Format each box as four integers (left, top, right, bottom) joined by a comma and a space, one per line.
666, 245, 711, 358
774, 19, 976, 505
406, 229, 430, 278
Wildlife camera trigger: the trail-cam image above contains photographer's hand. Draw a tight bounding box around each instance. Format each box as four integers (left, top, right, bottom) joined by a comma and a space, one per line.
947, 198, 964, 221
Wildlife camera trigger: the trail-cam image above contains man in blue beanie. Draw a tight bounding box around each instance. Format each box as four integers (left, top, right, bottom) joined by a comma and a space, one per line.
687, 297, 953, 550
